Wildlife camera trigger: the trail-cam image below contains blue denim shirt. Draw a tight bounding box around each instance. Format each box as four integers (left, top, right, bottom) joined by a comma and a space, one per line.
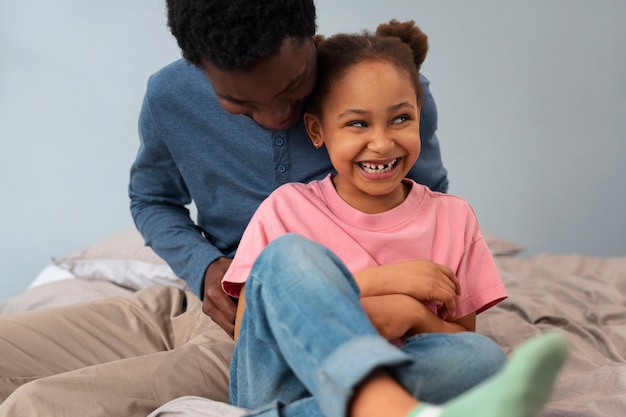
129, 59, 448, 298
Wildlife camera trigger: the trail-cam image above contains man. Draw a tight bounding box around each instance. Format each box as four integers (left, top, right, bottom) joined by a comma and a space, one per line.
0, 1, 447, 416
131, 0, 448, 337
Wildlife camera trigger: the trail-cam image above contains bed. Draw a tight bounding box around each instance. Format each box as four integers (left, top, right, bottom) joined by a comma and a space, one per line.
1, 228, 624, 416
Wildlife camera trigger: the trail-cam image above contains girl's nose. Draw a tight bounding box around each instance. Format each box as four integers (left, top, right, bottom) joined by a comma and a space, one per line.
367, 131, 395, 154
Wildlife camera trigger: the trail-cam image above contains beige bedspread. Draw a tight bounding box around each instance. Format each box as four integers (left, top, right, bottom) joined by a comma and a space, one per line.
2, 252, 625, 416
480, 254, 626, 416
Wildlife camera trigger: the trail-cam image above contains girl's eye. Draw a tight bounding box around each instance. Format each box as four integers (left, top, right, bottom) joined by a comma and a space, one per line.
392, 114, 410, 124
348, 120, 367, 128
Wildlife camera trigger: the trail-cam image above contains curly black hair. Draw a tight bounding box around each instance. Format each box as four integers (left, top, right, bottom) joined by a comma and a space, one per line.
306, 20, 428, 118
166, 0, 317, 69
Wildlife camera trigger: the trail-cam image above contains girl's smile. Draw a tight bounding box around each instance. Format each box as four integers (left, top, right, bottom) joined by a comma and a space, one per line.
358, 157, 402, 178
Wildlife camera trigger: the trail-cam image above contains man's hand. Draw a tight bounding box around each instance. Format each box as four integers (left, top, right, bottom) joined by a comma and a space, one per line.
202, 257, 236, 338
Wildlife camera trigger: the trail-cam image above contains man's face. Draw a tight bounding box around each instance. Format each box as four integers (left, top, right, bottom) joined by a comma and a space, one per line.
203, 38, 317, 131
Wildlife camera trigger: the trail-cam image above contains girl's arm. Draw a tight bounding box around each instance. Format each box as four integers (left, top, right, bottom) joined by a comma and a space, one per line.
360, 294, 474, 341
235, 286, 474, 344
354, 260, 461, 319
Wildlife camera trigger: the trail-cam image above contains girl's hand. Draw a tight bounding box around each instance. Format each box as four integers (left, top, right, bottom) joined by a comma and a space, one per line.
354, 260, 460, 319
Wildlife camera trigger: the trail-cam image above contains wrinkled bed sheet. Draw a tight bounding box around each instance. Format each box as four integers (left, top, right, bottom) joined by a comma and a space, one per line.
1, 253, 625, 416
479, 253, 626, 416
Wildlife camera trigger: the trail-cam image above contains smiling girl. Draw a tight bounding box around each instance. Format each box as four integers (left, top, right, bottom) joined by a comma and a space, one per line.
221, 20, 566, 417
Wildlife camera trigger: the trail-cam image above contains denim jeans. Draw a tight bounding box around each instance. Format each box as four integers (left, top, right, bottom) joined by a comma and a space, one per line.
230, 234, 506, 417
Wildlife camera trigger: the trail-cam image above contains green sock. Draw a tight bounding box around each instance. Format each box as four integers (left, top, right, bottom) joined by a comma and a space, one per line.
408, 332, 568, 417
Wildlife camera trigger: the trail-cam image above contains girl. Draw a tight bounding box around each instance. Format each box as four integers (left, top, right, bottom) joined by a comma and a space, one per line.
223, 20, 566, 417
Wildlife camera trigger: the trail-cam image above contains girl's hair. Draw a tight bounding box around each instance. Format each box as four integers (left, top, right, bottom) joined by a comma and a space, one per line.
306, 20, 428, 118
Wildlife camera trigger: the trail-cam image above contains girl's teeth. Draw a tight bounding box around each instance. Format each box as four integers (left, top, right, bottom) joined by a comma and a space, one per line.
359, 158, 398, 174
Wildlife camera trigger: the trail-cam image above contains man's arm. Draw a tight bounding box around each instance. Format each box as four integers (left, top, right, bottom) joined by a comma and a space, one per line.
130, 90, 238, 335
129, 92, 223, 297
130, 183, 238, 334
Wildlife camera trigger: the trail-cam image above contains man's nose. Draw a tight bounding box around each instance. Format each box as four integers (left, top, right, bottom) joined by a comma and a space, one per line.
255, 102, 292, 130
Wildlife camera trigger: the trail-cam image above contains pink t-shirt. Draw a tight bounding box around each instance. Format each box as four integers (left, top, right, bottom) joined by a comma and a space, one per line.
222, 175, 506, 321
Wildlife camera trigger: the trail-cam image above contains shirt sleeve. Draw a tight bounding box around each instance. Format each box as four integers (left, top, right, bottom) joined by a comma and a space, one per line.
447, 202, 508, 320
453, 235, 508, 320
221, 206, 277, 297
129, 85, 223, 299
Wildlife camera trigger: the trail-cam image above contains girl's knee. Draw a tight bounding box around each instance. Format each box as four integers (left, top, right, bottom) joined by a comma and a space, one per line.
462, 332, 507, 376
401, 333, 507, 403
250, 233, 357, 296
264, 234, 320, 257
258, 234, 341, 280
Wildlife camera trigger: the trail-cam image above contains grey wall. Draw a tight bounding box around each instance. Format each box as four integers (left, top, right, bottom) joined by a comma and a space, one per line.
0, 1, 180, 300
1, 0, 625, 301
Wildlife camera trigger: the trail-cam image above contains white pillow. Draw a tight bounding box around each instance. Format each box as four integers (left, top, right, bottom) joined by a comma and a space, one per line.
52, 229, 187, 291
29, 264, 76, 289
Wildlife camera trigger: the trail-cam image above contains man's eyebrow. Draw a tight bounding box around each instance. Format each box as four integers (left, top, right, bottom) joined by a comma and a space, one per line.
217, 93, 246, 104
216, 68, 308, 105
284, 68, 307, 92
272, 68, 309, 98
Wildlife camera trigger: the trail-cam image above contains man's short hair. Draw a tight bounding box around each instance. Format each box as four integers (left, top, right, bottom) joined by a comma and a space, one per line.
167, 0, 316, 69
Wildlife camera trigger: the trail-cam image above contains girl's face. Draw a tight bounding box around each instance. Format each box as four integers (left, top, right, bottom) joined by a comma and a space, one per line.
305, 60, 421, 214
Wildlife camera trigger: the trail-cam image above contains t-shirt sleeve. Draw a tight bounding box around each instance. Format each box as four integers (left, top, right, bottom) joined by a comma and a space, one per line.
221, 183, 316, 297
450, 207, 508, 320
453, 236, 507, 320
221, 208, 274, 297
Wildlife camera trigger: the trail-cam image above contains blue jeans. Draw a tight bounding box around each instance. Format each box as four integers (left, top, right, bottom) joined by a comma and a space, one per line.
230, 234, 506, 417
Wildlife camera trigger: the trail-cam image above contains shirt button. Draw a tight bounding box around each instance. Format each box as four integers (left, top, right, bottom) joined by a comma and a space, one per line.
274, 137, 285, 146
277, 164, 287, 173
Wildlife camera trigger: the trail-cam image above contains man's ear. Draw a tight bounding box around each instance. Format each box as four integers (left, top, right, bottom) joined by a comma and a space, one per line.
303, 113, 324, 148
